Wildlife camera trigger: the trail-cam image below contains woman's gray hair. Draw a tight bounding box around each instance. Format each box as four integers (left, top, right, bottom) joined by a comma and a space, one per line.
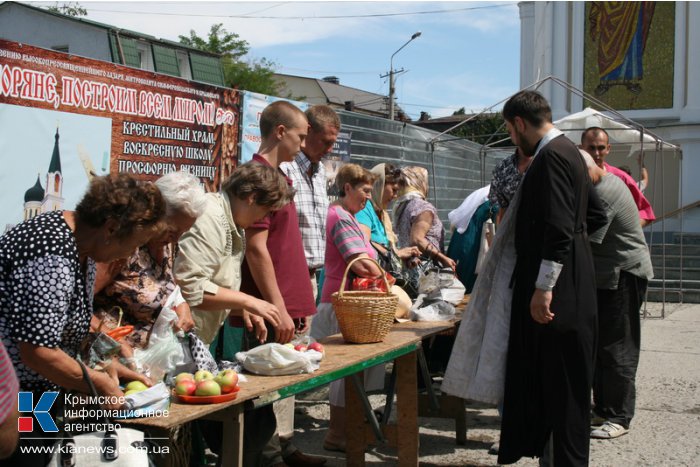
154, 171, 207, 218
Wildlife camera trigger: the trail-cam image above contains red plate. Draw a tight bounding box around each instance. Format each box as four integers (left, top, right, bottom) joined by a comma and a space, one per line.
172, 386, 240, 404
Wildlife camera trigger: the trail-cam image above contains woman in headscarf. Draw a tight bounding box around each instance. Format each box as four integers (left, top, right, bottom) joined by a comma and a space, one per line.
355, 163, 420, 276
394, 166, 456, 270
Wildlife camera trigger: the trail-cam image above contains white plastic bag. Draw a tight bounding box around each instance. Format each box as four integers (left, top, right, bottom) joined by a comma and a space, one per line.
117, 382, 170, 418
410, 298, 456, 322
132, 288, 186, 381
236, 343, 319, 376
427, 276, 467, 305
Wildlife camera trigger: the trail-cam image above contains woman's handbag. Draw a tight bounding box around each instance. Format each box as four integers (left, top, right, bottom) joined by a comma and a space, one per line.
370, 241, 408, 285
48, 360, 154, 467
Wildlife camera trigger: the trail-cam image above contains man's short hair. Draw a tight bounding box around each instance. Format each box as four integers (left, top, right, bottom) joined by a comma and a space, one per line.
259, 101, 306, 138
502, 90, 552, 127
581, 126, 610, 144
306, 105, 340, 132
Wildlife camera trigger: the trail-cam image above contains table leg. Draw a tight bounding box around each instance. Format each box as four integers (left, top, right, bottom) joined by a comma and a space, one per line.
396, 351, 418, 467
345, 374, 366, 466
219, 406, 244, 467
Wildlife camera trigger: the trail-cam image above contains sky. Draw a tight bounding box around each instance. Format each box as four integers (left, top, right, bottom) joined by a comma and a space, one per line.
29, 0, 522, 120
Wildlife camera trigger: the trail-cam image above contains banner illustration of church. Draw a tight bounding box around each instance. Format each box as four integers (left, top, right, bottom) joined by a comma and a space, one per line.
1, 39, 239, 231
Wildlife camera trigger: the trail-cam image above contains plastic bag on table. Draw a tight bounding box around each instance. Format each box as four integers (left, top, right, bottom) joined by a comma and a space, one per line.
287, 336, 325, 360
418, 264, 455, 295
410, 295, 456, 322
115, 382, 170, 418
132, 288, 187, 381
235, 343, 319, 376
426, 276, 467, 305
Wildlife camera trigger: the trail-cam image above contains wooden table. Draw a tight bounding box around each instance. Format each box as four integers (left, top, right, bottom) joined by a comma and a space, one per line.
122, 320, 459, 467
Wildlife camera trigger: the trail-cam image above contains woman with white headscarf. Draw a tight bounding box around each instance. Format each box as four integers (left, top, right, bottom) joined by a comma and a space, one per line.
393, 166, 456, 270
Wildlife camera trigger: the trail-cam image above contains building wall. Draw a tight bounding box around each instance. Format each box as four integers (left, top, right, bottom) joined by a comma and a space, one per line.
0, 3, 111, 60
273, 76, 327, 104
519, 1, 700, 231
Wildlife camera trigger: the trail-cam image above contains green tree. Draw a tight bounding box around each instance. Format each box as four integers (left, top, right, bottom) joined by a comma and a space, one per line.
179, 24, 280, 95
449, 108, 510, 147
47, 2, 87, 17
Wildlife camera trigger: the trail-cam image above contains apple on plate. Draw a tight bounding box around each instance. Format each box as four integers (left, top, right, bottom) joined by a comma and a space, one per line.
284, 343, 295, 349
214, 369, 239, 394
175, 372, 195, 384
194, 370, 214, 382
195, 379, 221, 396
294, 344, 308, 352
175, 379, 197, 396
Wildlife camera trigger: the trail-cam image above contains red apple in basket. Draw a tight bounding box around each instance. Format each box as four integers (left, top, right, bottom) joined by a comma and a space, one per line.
175, 379, 196, 396
308, 342, 325, 357
294, 344, 308, 352
215, 369, 239, 394
195, 380, 221, 396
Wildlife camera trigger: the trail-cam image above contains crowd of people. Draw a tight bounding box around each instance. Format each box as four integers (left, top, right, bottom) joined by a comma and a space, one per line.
0, 92, 656, 467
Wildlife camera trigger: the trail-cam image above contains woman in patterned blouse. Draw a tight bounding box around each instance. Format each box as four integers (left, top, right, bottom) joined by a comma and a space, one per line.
92, 171, 207, 358
0, 174, 164, 465
394, 166, 456, 270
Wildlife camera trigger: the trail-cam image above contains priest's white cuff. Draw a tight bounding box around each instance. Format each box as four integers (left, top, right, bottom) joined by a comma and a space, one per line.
535, 260, 563, 291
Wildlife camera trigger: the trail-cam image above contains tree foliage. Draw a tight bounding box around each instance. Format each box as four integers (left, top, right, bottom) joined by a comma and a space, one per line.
179, 24, 280, 95
449, 108, 510, 147
47, 2, 87, 17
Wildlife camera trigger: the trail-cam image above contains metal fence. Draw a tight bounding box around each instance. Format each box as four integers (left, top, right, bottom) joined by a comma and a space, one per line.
337, 110, 510, 238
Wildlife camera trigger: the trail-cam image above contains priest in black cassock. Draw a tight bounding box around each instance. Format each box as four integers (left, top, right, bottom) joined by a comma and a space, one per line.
497, 91, 605, 466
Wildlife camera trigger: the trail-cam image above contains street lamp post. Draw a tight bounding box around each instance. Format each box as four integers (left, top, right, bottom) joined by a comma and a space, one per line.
389, 31, 421, 121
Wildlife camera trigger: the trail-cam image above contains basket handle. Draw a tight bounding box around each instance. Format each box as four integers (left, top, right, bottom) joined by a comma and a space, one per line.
338, 256, 392, 298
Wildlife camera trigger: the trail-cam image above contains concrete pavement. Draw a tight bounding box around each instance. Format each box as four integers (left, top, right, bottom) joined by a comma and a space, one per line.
292, 301, 700, 465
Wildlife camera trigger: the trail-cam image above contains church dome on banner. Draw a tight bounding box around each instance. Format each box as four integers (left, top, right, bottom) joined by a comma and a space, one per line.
24, 175, 45, 203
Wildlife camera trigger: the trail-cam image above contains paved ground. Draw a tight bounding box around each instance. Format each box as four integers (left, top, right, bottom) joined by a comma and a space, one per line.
291, 302, 700, 466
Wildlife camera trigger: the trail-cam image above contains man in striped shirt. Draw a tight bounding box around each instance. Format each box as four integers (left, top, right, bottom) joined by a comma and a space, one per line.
282, 105, 340, 300
581, 150, 653, 440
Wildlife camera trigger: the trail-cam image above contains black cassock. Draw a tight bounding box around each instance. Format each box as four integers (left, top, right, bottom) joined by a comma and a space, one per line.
498, 135, 606, 466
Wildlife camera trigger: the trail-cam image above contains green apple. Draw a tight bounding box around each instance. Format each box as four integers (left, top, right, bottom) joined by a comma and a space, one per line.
194, 370, 214, 382
125, 381, 148, 392
195, 380, 221, 396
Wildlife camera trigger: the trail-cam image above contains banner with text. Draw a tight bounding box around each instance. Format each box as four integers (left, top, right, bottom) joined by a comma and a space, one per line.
240, 90, 308, 163
0, 39, 239, 231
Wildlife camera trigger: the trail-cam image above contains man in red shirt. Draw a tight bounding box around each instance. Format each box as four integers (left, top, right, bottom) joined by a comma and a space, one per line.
239, 101, 325, 467
581, 127, 655, 226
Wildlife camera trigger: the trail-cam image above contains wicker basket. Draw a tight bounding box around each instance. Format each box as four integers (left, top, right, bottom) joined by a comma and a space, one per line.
332, 257, 399, 344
